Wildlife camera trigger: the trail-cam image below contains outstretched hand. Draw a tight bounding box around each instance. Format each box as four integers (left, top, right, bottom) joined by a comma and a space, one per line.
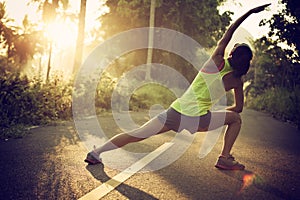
250, 3, 271, 13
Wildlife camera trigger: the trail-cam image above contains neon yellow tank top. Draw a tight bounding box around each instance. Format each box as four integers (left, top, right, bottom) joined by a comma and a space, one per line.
170, 59, 232, 116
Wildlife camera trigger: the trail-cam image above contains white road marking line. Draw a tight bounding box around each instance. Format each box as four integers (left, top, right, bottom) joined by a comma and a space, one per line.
79, 142, 174, 200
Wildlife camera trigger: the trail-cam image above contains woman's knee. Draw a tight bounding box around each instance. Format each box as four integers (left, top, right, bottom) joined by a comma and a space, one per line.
123, 132, 144, 143
227, 112, 242, 124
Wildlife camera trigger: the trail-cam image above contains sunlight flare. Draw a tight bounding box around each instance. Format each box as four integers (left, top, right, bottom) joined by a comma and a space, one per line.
45, 19, 77, 49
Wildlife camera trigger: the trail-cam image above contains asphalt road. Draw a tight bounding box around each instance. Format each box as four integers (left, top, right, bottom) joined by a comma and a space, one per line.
0, 109, 300, 200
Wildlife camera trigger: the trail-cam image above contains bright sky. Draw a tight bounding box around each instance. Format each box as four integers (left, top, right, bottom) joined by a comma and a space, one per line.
219, 0, 282, 39
3, 0, 107, 77
4, 0, 105, 34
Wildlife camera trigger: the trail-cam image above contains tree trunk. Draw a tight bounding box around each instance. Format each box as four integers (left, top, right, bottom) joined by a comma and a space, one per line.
145, 0, 156, 80
46, 42, 52, 82
73, 0, 87, 76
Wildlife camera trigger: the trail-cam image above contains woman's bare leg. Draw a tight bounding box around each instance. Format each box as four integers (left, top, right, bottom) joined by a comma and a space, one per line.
93, 117, 170, 156
200, 111, 242, 157
220, 112, 241, 157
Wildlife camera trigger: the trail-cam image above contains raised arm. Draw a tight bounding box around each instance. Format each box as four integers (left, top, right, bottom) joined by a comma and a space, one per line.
212, 4, 271, 65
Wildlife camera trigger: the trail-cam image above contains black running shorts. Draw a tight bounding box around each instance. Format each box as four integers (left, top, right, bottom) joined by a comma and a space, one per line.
157, 107, 211, 133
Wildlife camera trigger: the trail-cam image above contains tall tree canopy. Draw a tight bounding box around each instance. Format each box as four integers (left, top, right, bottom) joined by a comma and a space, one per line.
99, 0, 232, 82
262, 0, 300, 62
101, 0, 232, 48
0, 2, 41, 72
0, 2, 14, 58
244, 1, 300, 126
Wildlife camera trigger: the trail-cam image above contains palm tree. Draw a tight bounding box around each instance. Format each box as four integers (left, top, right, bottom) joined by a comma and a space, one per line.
0, 2, 39, 72
0, 2, 14, 65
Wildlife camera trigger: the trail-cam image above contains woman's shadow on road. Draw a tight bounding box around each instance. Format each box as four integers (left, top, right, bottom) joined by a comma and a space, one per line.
86, 164, 158, 200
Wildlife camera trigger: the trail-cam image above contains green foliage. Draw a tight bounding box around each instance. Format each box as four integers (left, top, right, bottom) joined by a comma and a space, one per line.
246, 37, 300, 95
73, 70, 177, 115
72, 72, 116, 116
0, 124, 30, 139
0, 2, 14, 56
95, 72, 116, 111
0, 2, 44, 72
99, 0, 232, 82
129, 83, 176, 111
156, 0, 232, 48
246, 2, 300, 127
247, 87, 300, 127
261, 0, 300, 62
246, 37, 300, 127
102, 0, 231, 48
0, 69, 72, 138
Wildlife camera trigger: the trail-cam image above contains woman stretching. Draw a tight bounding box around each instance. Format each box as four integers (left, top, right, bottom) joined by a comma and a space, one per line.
85, 4, 270, 170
